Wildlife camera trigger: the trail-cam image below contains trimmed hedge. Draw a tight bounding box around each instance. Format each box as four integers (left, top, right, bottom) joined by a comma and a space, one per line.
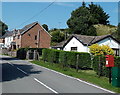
92, 55, 120, 77
114, 56, 120, 67
17, 48, 44, 59
42, 48, 91, 69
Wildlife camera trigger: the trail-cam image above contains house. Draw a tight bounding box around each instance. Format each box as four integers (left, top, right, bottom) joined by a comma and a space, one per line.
4, 21, 51, 50
0, 36, 5, 49
52, 34, 120, 56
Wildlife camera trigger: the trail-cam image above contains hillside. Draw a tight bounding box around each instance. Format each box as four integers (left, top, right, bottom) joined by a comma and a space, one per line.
94, 24, 117, 36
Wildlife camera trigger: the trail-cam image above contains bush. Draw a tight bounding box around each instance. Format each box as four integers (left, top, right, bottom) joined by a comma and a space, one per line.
114, 56, 120, 67
92, 55, 120, 77
42, 49, 91, 69
17, 48, 44, 59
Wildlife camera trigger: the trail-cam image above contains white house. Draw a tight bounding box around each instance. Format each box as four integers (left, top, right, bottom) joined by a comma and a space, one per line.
52, 34, 120, 56
3, 31, 14, 49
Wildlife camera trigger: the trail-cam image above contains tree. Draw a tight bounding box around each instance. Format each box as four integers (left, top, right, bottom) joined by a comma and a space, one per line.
117, 23, 120, 40
67, 2, 109, 35
0, 20, 8, 36
88, 2, 109, 25
67, 2, 97, 35
89, 44, 114, 56
51, 30, 65, 43
42, 24, 49, 31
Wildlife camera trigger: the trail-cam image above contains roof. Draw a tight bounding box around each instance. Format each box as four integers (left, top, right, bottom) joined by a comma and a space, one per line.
72, 34, 112, 45
20, 22, 38, 35
52, 34, 120, 48
2, 31, 14, 38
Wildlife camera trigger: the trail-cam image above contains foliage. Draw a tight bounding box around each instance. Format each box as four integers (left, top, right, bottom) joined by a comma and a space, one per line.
114, 56, 120, 67
42, 48, 91, 69
116, 23, 120, 41
88, 2, 109, 25
67, 2, 109, 36
94, 24, 117, 36
17, 48, 44, 59
89, 44, 114, 56
92, 55, 109, 77
0, 20, 8, 36
50, 30, 65, 43
42, 24, 49, 31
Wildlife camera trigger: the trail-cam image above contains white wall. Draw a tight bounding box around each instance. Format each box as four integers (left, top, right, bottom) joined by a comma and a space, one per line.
63, 37, 88, 52
5, 36, 13, 48
62, 36, 120, 53
98, 37, 120, 49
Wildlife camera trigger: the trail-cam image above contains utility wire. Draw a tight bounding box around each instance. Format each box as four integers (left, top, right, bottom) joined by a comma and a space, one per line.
10, 0, 57, 30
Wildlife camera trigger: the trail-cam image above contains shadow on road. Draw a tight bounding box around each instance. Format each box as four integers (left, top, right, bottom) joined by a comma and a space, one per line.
1, 57, 42, 82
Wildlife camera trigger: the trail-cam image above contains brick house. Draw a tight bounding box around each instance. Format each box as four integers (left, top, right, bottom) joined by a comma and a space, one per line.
4, 22, 51, 49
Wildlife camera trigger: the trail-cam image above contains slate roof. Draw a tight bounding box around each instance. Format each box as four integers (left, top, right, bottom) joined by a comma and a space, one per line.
1, 22, 38, 38
52, 34, 120, 48
19, 21, 38, 34
2, 31, 14, 38
72, 34, 110, 45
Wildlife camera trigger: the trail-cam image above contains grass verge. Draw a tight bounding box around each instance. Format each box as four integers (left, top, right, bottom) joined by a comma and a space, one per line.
31, 60, 120, 93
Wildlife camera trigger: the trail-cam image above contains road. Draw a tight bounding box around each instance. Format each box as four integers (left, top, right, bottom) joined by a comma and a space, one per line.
0, 55, 115, 93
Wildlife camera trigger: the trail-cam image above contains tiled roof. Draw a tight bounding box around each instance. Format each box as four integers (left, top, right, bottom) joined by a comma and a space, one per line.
2, 31, 14, 38
52, 34, 114, 47
73, 34, 110, 45
2, 22, 38, 38
19, 22, 38, 34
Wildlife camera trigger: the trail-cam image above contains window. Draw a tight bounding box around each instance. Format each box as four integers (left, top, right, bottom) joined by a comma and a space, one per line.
17, 45, 20, 48
18, 35, 20, 39
71, 47, 77, 52
35, 35, 37, 40
113, 49, 119, 56
13, 36, 15, 40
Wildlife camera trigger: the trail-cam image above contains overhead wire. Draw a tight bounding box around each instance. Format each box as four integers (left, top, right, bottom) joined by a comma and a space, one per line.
10, 0, 57, 30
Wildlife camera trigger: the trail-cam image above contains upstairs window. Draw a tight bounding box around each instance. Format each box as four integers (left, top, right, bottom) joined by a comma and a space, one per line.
18, 35, 20, 39
35, 35, 37, 40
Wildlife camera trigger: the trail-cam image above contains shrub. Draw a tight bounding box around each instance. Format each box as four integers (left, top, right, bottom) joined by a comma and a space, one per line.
42, 49, 91, 69
89, 44, 114, 56
17, 48, 44, 59
92, 55, 120, 77
114, 56, 120, 67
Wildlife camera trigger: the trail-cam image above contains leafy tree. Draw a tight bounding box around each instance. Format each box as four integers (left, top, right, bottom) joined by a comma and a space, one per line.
117, 23, 120, 40
67, 2, 97, 35
50, 30, 65, 43
0, 20, 8, 36
67, 2, 109, 35
42, 24, 49, 31
88, 2, 109, 25
89, 44, 114, 56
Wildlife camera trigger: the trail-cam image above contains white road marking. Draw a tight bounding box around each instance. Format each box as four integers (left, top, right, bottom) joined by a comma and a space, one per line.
29, 62, 115, 93
34, 78, 58, 94
6, 61, 58, 94
16, 67, 28, 75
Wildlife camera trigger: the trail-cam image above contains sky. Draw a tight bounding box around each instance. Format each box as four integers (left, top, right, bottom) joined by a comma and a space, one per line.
1, 2, 119, 30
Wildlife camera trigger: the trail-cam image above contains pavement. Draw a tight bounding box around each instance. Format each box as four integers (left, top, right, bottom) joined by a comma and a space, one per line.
0, 55, 115, 94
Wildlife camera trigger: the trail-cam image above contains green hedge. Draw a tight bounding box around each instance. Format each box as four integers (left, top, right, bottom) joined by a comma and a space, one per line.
114, 56, 120, 67
92, 55, 120, 77
42, 49, 91, 69
17, 48, 44, 59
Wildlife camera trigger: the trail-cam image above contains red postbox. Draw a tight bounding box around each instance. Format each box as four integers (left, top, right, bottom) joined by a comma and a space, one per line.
105, 55, 114, 67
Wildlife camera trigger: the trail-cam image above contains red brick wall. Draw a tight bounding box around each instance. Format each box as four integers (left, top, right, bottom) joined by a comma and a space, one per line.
21, 23, 51, 48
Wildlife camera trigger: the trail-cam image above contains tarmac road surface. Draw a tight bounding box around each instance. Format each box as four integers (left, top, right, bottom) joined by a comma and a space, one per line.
0, 55, 115, 94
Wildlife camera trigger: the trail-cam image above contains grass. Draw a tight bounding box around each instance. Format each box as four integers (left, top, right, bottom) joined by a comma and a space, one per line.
31, 60, 120, 93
